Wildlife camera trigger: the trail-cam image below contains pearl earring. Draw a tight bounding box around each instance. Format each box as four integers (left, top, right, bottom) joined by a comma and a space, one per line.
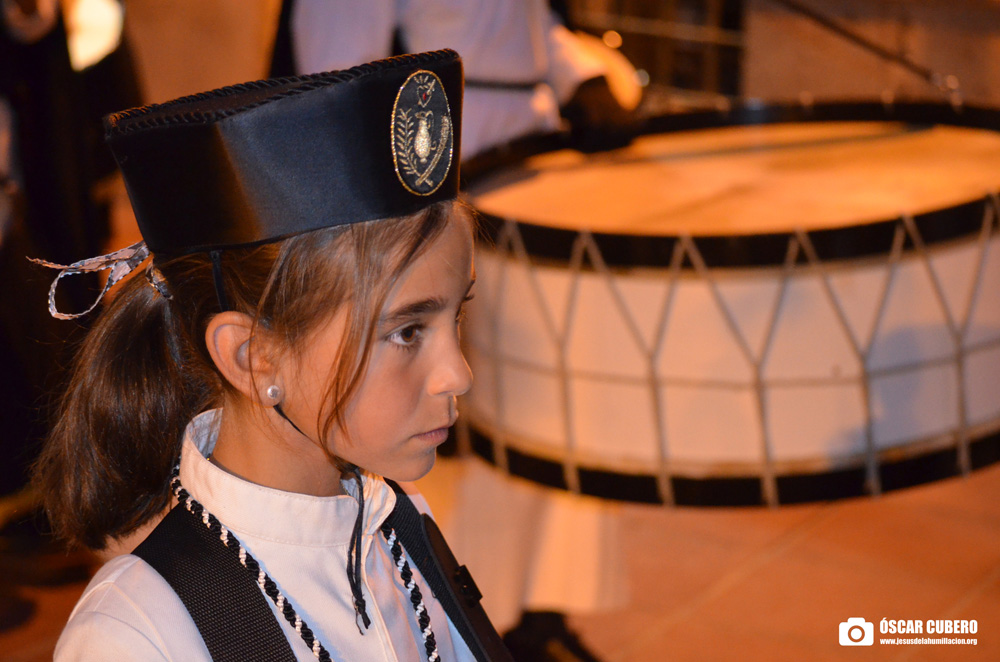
266, 385, 282, 402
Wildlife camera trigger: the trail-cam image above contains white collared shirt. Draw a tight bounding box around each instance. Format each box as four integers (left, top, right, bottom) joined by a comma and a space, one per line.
288, 0, 606, 158
56, 409, 475, 662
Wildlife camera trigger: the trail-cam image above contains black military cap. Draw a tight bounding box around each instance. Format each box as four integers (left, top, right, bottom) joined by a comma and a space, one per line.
105, 49, 463, 255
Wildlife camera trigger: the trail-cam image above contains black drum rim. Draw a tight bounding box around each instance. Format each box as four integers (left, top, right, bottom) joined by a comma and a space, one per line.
465, 101, 1000, 269
465, 422, 1000, 506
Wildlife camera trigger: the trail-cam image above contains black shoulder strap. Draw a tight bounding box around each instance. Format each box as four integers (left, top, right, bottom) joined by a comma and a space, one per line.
384, 480, 514, 662
132, 505, 297, 662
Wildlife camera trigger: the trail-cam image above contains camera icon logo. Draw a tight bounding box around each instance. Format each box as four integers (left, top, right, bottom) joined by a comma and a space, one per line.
839, 618, 874, 646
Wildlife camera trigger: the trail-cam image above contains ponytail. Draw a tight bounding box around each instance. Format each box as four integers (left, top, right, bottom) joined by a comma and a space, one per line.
34, 275, 213, 549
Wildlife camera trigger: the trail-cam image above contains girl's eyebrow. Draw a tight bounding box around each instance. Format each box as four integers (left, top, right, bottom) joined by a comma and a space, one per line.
380, 279, 475, 326
381, 297, 447, 326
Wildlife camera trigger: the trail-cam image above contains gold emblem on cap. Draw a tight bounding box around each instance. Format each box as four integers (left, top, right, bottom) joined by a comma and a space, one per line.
392, 70, 453, 196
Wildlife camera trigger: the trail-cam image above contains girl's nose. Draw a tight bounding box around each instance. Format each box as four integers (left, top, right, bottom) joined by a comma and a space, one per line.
429, 336, 473, 398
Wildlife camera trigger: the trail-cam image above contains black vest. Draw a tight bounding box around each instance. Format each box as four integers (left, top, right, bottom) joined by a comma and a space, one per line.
133, 480, 513, 661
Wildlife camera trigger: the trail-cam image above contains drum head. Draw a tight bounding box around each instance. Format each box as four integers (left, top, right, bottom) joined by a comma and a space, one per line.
471, 120, 1000, 237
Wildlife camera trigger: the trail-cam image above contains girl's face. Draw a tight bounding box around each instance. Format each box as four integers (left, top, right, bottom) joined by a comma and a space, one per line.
285, 216, 475, 482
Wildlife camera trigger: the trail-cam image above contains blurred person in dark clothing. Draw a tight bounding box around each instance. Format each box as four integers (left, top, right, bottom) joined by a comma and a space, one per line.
0, 2, 139, 610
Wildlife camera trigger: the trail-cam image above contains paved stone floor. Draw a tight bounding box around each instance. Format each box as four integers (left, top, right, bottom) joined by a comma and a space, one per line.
3, 457, 997, 661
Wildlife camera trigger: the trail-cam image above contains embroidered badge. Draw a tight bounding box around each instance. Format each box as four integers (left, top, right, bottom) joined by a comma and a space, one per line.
391, 70, 453, 196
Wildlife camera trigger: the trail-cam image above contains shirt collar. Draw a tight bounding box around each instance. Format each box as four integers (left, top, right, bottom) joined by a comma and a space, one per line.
177, 409, 397, 546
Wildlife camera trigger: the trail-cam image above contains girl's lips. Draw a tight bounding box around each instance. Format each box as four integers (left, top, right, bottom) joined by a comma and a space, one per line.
414, 426, 450, 445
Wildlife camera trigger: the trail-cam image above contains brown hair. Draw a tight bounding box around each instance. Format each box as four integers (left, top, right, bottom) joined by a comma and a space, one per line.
34, 201, 463, 549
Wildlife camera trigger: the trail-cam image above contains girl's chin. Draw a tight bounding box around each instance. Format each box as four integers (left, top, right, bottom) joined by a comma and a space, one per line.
385, 452, 438, 484
351, 449, 438, 485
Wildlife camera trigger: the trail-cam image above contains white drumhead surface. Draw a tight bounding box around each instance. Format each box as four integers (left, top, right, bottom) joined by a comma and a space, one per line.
469, 122, 1000, 236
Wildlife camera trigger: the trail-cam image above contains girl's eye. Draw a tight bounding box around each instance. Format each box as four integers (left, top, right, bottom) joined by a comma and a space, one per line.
389, 324, 424, 349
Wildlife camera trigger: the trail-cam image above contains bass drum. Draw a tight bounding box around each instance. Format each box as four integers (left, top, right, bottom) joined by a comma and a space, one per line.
463, 102, 1000, 506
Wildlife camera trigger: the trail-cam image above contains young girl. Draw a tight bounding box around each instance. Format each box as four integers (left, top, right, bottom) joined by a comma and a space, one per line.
33, 49, 507, 662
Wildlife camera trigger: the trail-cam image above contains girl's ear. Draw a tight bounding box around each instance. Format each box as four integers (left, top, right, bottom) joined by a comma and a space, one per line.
205, 312, 277, 402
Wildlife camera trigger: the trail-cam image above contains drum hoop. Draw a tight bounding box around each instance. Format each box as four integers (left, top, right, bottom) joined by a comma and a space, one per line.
467, 421, 1000, 506
466, 101, 1000, 269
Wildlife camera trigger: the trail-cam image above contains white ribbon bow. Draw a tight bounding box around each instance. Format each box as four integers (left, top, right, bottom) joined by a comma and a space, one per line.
29, 240, 150, 320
